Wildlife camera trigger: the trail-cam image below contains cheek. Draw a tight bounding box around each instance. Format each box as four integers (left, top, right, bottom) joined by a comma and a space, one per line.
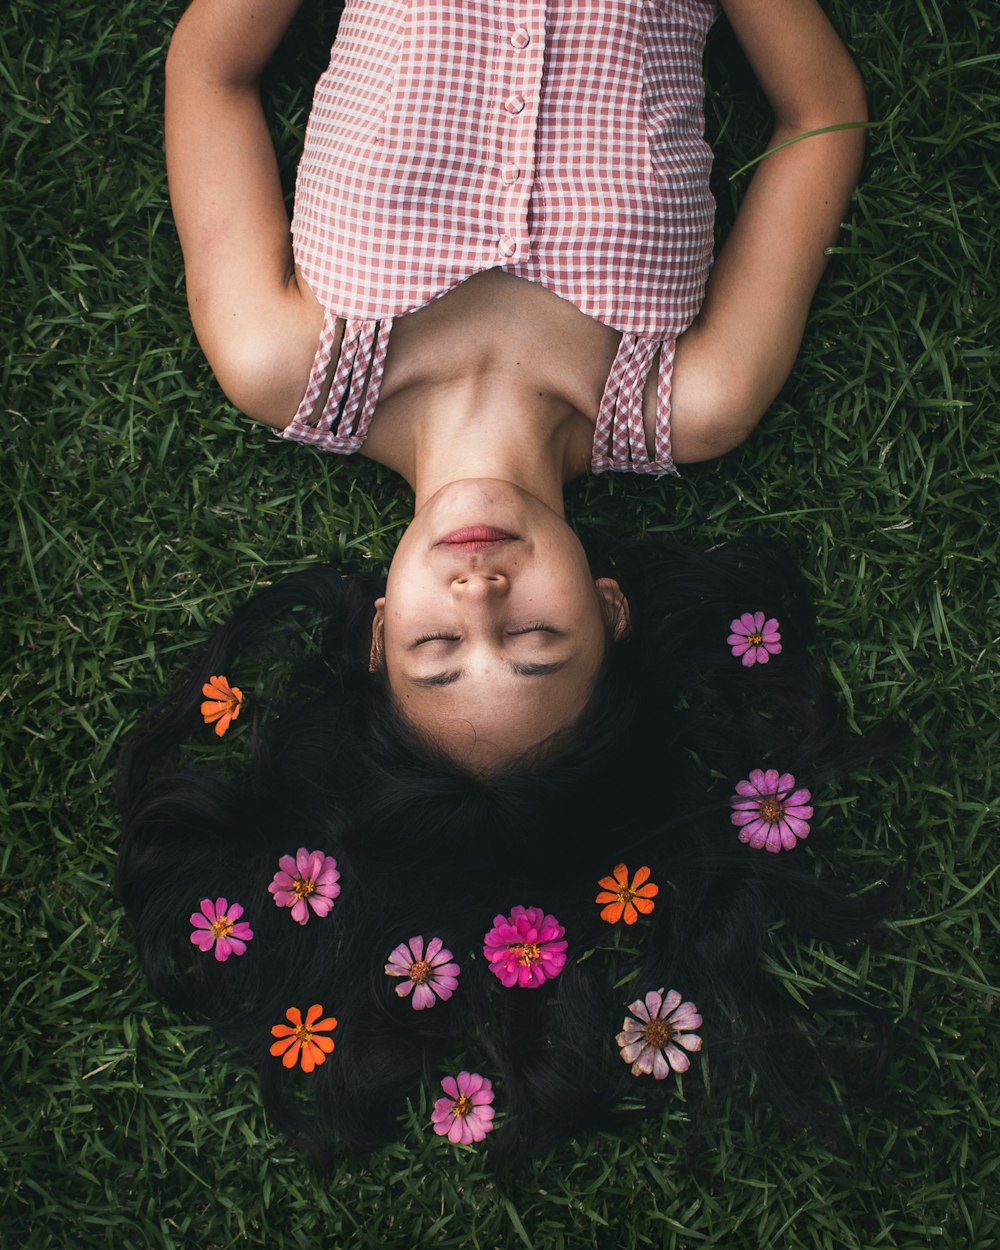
535, 577, 602, 622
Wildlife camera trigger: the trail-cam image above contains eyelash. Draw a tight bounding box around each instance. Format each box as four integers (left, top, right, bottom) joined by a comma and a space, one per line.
413, 624, 555, 645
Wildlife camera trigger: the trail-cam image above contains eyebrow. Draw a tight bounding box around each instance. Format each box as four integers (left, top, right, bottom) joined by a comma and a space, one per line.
407, 659, 571, 689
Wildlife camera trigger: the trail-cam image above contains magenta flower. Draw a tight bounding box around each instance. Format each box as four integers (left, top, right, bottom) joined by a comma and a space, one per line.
483, 905, 568, 988
384, 936, 460, 1010
268, 848, 341, 924
616, 988, 703, 1079
730, 768, 813, 852
189, 897, 254, 962
728, 611, 782, 666
430, 1071, 495, 1144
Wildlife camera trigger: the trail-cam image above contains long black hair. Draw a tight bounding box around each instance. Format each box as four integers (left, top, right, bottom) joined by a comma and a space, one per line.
117, 536, 894, 1168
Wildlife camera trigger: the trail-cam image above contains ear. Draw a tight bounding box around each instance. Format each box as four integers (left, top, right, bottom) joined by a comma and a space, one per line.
594, 578, 632, 641
369, 597, 386, 672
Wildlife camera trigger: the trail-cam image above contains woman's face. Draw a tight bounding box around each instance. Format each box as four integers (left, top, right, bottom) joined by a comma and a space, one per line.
373, 481, 627, 770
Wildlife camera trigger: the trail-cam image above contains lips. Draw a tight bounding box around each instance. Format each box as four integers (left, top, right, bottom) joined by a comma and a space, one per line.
436, 526, 518, 550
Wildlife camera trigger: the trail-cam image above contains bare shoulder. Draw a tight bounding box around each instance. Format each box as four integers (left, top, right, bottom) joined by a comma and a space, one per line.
197, 268, 331, 430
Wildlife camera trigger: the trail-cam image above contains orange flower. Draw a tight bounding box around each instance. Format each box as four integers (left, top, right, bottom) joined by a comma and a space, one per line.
200, 675, 243, 737
596, 863, 659, 925
269, 1004, 338, 1073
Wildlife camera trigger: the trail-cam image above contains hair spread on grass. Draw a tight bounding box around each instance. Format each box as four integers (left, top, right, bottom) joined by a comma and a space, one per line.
117, 537, 894, 1169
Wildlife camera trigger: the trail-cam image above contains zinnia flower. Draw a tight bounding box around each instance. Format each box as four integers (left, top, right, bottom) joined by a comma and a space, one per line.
616, 988, 703, 1078
728, 612, 782, 667
483, 905, 567, 988
596, 863, 659, 925
384, 936, 460, 1009
189, 897, 254, 961
268, 848, 341, 924
200, 675, 243, 736
269, 1004, 338, 1072
730, 768, 813, 852
430, 1071, 495, 1144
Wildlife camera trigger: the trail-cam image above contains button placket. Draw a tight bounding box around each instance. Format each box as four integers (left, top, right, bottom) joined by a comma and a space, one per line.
495, 11, 543, 264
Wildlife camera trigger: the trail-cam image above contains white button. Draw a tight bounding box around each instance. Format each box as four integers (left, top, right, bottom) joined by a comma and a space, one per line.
497, 234, 517, 259
504, 92, 525, 115
510, 28, 530, 50
501, 163, 521, 184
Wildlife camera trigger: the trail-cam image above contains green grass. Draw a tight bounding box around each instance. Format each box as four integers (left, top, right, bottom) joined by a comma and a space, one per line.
2, 0, 998, 1246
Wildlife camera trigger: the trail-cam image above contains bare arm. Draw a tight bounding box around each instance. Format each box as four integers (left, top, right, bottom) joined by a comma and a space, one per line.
165, 0, 325, 425
667, 0, 867, 463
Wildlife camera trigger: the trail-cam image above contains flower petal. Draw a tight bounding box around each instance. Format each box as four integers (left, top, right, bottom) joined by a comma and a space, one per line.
664, 1043, 691, 1074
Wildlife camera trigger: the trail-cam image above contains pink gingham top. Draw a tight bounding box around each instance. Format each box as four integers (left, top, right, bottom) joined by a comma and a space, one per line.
282, 0, 718, 475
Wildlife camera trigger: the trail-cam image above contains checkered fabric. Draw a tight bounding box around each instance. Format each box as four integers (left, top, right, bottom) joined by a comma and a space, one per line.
281, 0, 718, 475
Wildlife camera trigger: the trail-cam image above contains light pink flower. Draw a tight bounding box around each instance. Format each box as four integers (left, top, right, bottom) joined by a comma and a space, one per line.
189, 897, 254, 962
728, 611, 782, 667
268, 848, 341, 924
616, 988, 703, 1079
384, 936, 460, 1010
730, 768, 813, 852
430, 1071, 495, 1144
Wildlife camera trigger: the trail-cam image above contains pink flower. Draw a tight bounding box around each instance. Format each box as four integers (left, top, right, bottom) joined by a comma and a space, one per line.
616, 988, 703, 1079
384, 936, 460, 1010
189, 897, 254, 961
728, 611, 782, 667
268, 848, 341, 924
430, 1071, 495, 1144
483, 905, 568, 988
730, 768, 813, 852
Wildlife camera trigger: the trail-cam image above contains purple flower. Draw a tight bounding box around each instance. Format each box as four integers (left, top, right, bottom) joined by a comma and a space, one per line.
483, 905, 568, 988
730, 768, 813, 852
728, 611, 782, 666
189, 897, 254, 962
430, 1071, 495, 1144
616, 988, 703, 1079
384, 936, 460, 1010
268, 848, 341, 924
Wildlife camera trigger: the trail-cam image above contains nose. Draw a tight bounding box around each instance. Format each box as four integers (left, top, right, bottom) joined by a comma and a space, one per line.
451, 572, 510, 600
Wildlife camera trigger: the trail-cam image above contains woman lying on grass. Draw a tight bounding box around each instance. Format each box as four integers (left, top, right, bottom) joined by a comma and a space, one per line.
119, 0, 887, 1165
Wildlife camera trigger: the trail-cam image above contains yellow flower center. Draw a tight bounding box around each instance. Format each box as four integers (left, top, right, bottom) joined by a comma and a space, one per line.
409, 959, 432, 985
293, 1021, 315, 1044
292, 876, 316, 899
514, 942, 541, 966
758, 797, 784, 822
642, 1018, 674, 1049
452, 1095, 472, 1119
211, 917, 234, 940
748, 631, 763, 646
615, 884, 638, 905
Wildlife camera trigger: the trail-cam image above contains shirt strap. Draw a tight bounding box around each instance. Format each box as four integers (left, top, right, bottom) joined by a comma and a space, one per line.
279, 314, 393, 453
591, 333, 678, 476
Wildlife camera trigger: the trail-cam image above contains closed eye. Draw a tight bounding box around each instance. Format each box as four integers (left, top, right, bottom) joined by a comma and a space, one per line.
413, 625, 561, 645
507, 623, 561, 636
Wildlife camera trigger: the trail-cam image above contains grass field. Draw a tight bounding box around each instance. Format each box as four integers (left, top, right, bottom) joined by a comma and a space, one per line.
2, 0, 998, 1246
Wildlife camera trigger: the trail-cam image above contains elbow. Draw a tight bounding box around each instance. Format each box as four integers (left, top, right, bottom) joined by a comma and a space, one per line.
777, 53, 869, 137
838, 55, 869, 127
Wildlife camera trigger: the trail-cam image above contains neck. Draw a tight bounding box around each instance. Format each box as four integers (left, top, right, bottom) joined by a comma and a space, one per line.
388, 376, 592, 514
